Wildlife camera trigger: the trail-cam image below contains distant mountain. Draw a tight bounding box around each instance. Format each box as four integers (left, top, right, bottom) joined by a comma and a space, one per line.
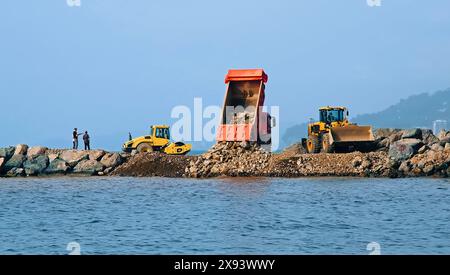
282, 123, 309, 148
353, 89, 450, 129
281, 88, 450, 148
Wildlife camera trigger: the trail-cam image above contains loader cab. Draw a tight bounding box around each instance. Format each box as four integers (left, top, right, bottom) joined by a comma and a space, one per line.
319, 107, 348, 125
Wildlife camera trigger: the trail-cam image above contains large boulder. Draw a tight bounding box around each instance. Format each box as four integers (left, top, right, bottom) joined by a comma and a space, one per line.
402, 128, 422, 139
389, 139, 423, 161
373, 128, 402, 139
0, 157, 5, 173
4, 154, 26, 171
87, 150, 106, 161
445, 143, 450, 151
423, 164, 435, 175
100, 153, 123, 169
23, 155, 49, 176
27, 146, 48, 158
398, 161, 411, 173
100, 167, 115, 175
14, 144, 29, 155
6, 168, 25, 177
119, 152, 131, 159
47, 153, 59, 162
400, 138, 423, 149
60, 150, 89, 167
0, 147, 15, 161
437, 130, 449, 140
73, 159, 104, 175
376, 138, 390, 149
438, 137, 450, 146
431, 143, 444, 151
418, 145, 429, 154
373, 129, 404, 150
389, 132, 404, 144
421, 129, 439, 145
44, 159, 70, 175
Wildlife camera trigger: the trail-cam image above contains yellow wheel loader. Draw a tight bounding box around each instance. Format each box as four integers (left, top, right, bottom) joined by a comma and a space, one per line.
122, 125, 192, 155
304, 107, 375, 153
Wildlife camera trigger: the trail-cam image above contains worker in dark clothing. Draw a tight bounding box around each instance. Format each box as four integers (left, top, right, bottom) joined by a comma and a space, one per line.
83, 131, 90, 150
72, 128, 83, 149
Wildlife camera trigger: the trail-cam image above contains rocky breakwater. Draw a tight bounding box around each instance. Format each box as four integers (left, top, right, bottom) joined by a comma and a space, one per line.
184, 128, 450, 178
266, 151, 394, 177
184, 141, 394, 178
0, 145, 126, 177
3, 128, 450, 179
383, 128, 450, 177
112, 152, 194, 177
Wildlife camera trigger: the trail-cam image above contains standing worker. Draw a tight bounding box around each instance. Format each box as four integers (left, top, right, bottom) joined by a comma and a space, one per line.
72, 128, 82, 149
83, 131, 90, 150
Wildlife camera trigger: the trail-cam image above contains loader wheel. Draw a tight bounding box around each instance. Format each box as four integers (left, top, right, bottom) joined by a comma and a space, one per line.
321, 134, 334, 153
136, 143, 154, 153
306, 135, 321, 154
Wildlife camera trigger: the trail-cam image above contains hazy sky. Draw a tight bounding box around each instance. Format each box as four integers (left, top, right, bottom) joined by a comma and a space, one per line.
1, 0, 450, 150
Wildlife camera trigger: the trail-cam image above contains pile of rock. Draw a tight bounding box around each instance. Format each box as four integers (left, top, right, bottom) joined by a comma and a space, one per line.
388, 129, 450, 177
112, 152, 193, 177
266, 151, 394, 177
182, 128, 450, 178
3, 128, 450, 179
184, 142, 271, 178
0, 145, 126, 177
362, 128, 450, 177
373, 128, 439, 155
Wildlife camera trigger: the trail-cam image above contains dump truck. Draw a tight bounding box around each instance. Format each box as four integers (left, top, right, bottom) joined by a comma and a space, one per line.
216, 69, 275, 147
304, 106, 375, 153
123, 125, 192, 155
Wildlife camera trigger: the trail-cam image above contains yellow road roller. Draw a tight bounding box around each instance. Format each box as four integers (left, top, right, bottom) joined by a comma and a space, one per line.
122, 125, 192, 155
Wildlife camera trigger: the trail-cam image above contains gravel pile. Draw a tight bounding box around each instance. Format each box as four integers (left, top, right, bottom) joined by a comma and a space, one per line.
184, 142, 270, 178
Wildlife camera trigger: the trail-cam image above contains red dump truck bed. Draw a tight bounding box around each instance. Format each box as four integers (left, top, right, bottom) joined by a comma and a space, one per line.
216, 69, 272, 144
225, 69, 268, 83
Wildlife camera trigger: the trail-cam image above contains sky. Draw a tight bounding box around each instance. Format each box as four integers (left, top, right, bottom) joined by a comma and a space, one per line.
1, 0, 450, 150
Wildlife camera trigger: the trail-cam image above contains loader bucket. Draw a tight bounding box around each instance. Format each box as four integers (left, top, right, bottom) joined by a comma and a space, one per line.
328, 125, 375, 152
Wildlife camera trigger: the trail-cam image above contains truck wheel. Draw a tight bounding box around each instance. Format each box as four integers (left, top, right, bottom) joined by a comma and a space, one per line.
137, 143, 154, 153
306, 135, 321, 154
321, 134, 334, 153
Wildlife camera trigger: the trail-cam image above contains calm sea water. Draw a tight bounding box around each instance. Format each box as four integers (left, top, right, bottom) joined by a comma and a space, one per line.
0, 177, 449, 255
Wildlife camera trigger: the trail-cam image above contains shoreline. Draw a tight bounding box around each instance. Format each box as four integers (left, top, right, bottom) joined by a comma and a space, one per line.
2, 128, 450, 179
0, 175, 447, 181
